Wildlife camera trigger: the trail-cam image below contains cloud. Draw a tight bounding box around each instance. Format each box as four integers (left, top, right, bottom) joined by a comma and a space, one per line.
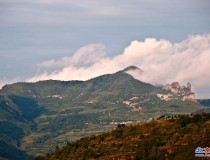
28, 33, 210, 98
39, 44, 106, 68
124, 34, 210, 98
0, 77, 21, 89
30, 44, 111, 81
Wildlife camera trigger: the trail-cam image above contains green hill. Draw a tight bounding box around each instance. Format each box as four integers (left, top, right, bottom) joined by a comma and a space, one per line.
35, 113, 210, 160
198, 99, 210, 107
0, 67, 208, 159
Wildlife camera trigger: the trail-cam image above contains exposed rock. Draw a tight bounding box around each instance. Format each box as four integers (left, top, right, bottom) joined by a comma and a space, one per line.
123, 100, 130, 105
122, 97, 142, 111
160, 82, 196, 101
182, 93, 196, 101
157, 93, 172, 101
171, 82, 180, 89
187, 82, 191, 91
129, 96, 138, 101
46, 94, 64, 99
163, 84, 173, 91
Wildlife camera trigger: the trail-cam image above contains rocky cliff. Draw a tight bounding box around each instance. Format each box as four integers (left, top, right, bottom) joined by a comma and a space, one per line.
157, 82, 196, 101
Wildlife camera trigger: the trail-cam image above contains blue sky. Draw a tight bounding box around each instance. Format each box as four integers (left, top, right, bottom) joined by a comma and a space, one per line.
0, 0, 210, 98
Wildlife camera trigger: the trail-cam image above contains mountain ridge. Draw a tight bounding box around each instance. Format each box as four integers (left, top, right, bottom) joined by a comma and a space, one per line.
0, 66, 208, 159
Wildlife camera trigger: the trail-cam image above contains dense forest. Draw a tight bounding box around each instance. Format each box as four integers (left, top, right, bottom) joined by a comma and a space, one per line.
35, 113, 210, 160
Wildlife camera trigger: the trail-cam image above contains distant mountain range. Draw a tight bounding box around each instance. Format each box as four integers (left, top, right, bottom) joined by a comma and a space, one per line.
0, 66, 209, 160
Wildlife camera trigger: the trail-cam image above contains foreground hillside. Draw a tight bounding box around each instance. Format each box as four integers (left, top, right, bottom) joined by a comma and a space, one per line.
36, 113, 210, 160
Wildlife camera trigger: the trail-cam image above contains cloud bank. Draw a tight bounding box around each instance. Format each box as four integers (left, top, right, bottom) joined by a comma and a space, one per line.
28, 33, 210, 98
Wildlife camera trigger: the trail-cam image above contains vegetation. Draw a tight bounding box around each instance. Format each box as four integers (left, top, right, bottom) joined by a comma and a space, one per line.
0, 69, 208, 159
198, 99, 210, 107
35, 113, 210, 160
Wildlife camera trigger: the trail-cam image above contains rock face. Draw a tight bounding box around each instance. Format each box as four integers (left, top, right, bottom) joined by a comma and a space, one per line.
158, 82, 196, 101
171, 82, 181, 89
187, 82, 191, 91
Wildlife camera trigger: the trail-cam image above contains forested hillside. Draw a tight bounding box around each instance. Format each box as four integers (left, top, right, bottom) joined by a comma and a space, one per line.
36, 113, 210, 160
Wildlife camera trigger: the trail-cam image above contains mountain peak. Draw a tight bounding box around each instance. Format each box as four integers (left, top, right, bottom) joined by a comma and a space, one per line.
123, 66, 142, 72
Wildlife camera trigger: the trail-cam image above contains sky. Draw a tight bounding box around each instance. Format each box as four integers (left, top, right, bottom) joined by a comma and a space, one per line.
0, 0, 210, 98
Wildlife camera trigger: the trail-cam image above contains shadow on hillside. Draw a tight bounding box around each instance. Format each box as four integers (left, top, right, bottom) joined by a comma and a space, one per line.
9, 95, 46, 122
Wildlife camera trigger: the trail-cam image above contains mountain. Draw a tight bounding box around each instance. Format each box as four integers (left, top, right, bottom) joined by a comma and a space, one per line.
198, 99, 210, 107
35, 113, 210, 160
122, 65, 143, 73
0, 66, 208, 159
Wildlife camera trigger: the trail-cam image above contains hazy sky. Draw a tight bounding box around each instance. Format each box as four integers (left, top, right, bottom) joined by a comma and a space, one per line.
0, 0, 210, 98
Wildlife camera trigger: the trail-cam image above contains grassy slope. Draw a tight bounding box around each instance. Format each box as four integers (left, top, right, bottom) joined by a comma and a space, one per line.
36, 113, 210, 160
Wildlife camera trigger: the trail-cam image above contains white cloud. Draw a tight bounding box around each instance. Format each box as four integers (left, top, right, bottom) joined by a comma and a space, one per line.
38, 44, 106, 68
0, 77, 21, 89
28, 33, 210, 98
